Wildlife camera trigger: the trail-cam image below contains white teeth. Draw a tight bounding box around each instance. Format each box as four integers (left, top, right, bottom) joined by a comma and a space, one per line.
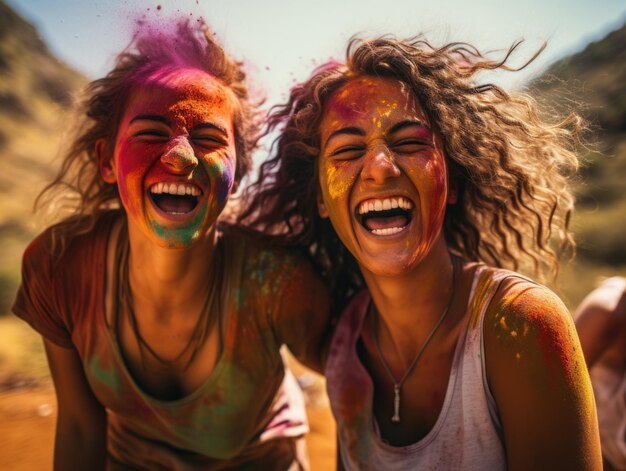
371, 226, 405, 236
149, 183, 201, 196
357, 197, 413, 215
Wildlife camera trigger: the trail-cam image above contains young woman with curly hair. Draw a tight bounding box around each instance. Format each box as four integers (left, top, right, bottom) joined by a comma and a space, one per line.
13, 21, 329, 470
241, 36, 601, 469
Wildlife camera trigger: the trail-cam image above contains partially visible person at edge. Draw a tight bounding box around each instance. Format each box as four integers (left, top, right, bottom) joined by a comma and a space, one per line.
240, 36, 602, 470
576, 277, 626, 471
12, 20, 330, 470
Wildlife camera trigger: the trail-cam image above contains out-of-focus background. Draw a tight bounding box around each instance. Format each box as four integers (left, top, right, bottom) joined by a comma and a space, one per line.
0, 0, 625, 469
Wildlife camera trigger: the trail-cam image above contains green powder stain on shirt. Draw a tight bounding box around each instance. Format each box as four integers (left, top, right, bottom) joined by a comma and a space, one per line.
88, 355, 124, 397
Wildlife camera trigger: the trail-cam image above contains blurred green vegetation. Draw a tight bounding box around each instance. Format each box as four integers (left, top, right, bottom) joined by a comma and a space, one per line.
530, 22, 626, 307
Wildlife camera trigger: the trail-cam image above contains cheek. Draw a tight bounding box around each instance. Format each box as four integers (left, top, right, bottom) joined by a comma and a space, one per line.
321, 159, 358, 205
115, 143, 155, 214
205, 153, 236, 207
426, 158, 448, 216
406, 156, 447, 205
404, 156, 448, 235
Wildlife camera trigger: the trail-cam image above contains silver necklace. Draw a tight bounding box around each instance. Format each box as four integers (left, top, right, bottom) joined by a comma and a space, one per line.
370, 260, 456, 423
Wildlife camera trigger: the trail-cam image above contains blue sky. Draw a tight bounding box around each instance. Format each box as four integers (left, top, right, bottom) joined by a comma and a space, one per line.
7, 0, 626, 106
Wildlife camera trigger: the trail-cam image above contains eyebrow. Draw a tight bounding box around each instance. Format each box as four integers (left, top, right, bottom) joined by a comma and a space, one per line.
388, 120, 431, 135
129, 116, 229, 136
324, 127, 365, 148
194, 122, 228, 136
129, 114, 171, 126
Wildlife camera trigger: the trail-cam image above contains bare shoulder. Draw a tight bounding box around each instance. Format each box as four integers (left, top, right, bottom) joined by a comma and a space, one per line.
574, 276, 626, 367
574, 276, 626, 320
483, 277, 601, 470
484, 277, 576, 364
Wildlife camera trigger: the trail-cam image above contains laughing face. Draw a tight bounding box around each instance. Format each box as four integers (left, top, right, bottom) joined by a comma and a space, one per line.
317, 76, 451, 276
100, 67, 237, 248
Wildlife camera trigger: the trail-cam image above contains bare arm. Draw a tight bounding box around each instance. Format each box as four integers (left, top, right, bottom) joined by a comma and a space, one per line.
574, 277, 626, 367
485, 281, 602, 470
275, 257, 332, 374
44, 339, 107, 470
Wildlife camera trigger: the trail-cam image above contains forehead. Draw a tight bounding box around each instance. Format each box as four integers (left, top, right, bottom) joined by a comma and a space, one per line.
321, 76, 429, 132
123, 67, 235, 124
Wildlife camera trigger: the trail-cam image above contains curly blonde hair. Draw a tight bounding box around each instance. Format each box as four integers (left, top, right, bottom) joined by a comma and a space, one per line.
38, 20, 260, 250
241, 36, 583, 309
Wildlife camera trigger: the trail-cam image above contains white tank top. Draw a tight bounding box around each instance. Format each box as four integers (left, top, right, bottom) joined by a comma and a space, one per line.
325, 265, 517, 470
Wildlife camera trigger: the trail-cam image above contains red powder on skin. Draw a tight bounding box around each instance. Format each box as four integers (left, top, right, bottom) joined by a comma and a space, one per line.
534, 305, 575, 384
497, 285, 579, 388
528, 293, 568, 362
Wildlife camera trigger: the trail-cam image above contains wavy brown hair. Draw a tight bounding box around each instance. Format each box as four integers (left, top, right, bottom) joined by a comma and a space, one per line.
37, 20, 260, 251
240, 36, 583, 310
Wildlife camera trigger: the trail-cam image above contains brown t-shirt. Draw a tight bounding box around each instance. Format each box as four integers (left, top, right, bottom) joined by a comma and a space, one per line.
13, 212, 328, 469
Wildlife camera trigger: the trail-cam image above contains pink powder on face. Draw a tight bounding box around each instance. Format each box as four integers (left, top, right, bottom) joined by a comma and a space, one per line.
325, 78, 382, 122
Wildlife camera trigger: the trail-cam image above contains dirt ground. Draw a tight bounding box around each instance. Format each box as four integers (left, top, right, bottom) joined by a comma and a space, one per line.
0, 375, 336, 471
0, 315, 336, 469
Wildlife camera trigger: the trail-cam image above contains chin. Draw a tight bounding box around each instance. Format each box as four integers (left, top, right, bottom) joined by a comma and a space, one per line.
357, 252, 425, 278
147, 220, 208, 249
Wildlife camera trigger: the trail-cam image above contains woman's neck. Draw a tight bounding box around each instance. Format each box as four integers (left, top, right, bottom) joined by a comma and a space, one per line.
361, 236, 455, 349
125, 222, 219, 316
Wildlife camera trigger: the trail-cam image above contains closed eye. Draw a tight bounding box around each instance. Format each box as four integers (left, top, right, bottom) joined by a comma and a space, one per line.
392, 139, 430, 154
192, 134, 228, 149
134, 129, 169, 138
132, 129, 170, 143
331, 145, 366, 160
128, 116, 171, 140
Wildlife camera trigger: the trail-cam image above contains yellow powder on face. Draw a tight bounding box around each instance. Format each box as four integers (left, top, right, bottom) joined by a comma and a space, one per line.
370, 99, 399, 129
326, 162, 357, 200
338, 88, 350, 100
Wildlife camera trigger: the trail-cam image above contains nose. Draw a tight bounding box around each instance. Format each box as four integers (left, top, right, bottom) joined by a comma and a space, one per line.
161, 136, 198, 174
362, 144, 401, 184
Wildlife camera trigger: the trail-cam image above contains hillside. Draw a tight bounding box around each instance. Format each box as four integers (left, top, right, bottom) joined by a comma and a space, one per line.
0, 0, 86, 312
0, 0, 624, 311
531, 22, 626, 305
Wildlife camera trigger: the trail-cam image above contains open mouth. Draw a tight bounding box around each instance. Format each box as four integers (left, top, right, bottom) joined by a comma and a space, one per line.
356, 196, 414, 236
149, 182, 202, 215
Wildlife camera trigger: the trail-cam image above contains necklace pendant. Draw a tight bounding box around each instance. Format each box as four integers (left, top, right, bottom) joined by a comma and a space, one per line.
392, 384, 401, 423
